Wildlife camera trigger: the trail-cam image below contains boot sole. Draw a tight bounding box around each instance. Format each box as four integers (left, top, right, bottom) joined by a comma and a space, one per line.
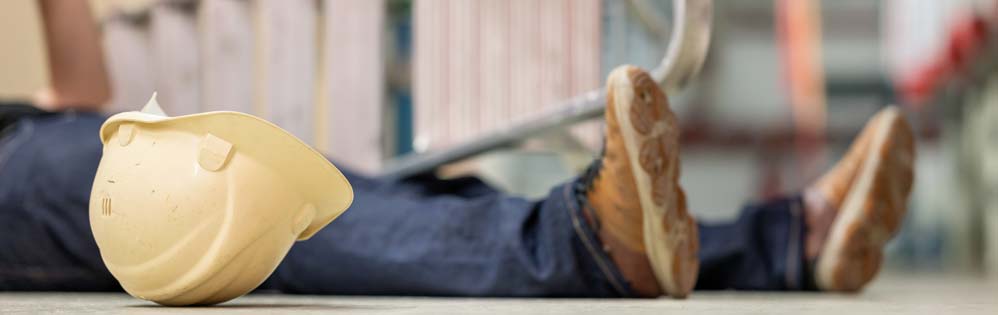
816, 106, 914, 291
608, 66, 699, 298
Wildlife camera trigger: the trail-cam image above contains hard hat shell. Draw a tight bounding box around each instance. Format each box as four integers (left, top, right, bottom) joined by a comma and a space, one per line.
89, 95, 353, 306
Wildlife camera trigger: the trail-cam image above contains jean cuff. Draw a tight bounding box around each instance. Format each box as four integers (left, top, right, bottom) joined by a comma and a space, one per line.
785, 194, 810, 290
561, 181, 635, 297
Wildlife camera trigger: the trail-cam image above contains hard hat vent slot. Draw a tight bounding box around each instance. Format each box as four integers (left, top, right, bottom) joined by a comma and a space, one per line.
101, 196, 112, 217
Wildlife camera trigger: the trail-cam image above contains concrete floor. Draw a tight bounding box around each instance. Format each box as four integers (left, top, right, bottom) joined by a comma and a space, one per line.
1, 273, 996, 314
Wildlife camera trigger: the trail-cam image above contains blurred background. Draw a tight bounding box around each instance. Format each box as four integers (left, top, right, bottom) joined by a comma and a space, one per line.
1, 0, 997, 278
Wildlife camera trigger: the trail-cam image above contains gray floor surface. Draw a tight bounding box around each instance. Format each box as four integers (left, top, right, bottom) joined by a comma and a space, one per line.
1, 273, 995, 314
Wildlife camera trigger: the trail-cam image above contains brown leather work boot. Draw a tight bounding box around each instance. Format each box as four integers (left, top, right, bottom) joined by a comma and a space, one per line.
806, 106, 915, 292
803, 108, 883, 260
583, 65, 698, 298
810, 118, 879, 211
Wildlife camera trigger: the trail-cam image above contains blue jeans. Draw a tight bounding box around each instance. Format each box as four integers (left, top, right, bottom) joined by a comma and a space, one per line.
0, 112, 810, 295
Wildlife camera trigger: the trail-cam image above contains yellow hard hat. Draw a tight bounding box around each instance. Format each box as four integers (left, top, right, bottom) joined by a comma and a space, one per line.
89, 94, 353, 306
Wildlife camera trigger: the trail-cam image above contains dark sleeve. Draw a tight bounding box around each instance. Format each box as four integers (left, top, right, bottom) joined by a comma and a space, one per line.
0, 101, 54, 132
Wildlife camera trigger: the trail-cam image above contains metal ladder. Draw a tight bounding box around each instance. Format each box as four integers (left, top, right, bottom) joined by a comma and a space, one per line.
380, 0, 714, 180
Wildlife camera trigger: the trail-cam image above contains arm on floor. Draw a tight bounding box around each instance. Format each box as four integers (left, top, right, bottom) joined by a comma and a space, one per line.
34, 0, 110, 111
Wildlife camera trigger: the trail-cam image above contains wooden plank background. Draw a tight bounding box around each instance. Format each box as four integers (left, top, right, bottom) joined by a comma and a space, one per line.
319, 0, 385, 173
103, 16, 156, 113
101, 0, 606, 173
150, 2, 200, 115
199, 0, 254, 113
255, 0, 318, 144
413, 0, 604, 151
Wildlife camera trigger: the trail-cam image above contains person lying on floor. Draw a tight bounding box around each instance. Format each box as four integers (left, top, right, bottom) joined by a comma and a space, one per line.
0, 0, 915, 298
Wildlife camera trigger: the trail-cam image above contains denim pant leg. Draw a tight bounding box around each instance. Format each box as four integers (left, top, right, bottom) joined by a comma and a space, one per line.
0, 111, 628, 296
695, 196, 810, 291
0, 113, 117, 290
1, 112, 810, 294
272, 172, 632, 297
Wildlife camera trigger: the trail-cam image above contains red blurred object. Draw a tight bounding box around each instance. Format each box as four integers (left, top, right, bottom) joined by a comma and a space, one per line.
775, 0, 827, 191
898, 13, 992, 108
